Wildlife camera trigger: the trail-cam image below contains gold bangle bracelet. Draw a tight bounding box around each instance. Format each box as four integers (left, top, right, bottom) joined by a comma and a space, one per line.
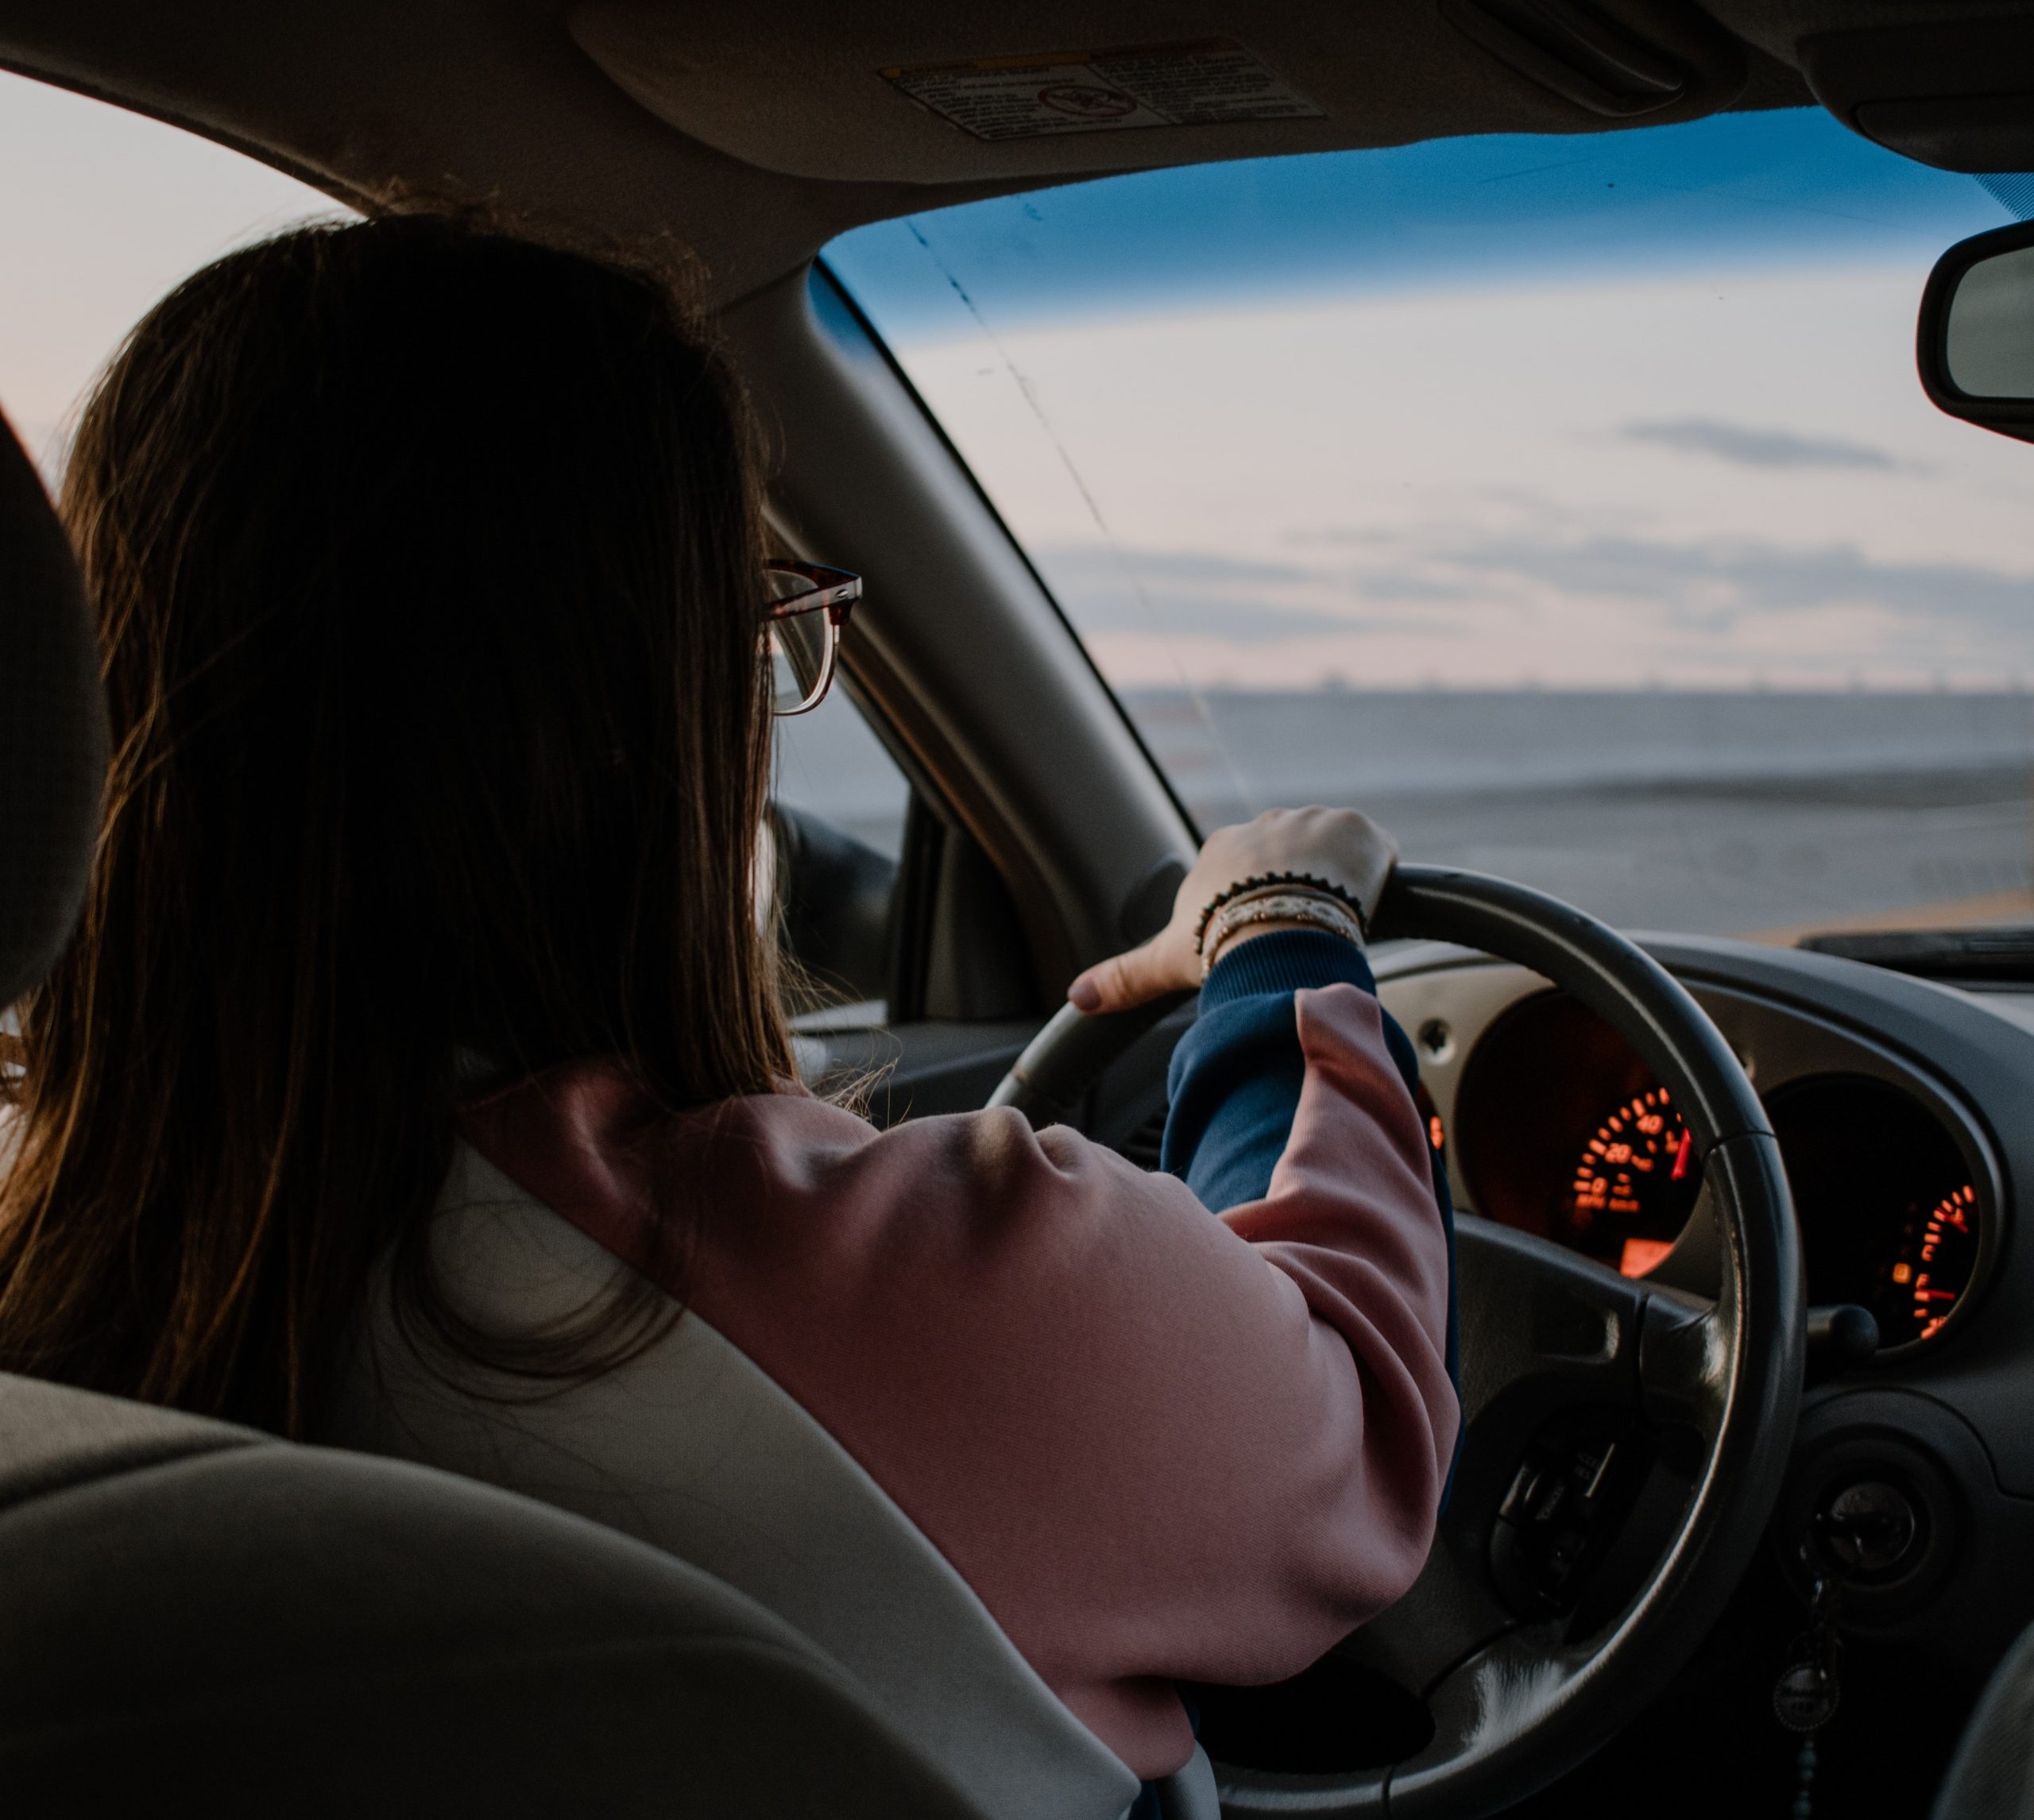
1200, 891, 1367, 980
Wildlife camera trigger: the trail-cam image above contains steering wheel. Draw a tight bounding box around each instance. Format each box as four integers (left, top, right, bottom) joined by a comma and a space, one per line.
988, 865, 1804, 1818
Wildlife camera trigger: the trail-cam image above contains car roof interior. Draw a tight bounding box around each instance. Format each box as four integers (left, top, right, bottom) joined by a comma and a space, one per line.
6, 2, 2034, 311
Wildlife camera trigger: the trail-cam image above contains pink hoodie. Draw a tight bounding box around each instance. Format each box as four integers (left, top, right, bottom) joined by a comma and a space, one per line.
459, 980, 1456, 1778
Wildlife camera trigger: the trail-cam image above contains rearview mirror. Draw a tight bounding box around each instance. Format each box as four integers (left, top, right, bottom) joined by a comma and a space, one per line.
1919, 219, 2034, 442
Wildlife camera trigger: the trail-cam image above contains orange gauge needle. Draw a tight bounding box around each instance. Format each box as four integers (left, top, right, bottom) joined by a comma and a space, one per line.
1669, 1127, 1692, 1182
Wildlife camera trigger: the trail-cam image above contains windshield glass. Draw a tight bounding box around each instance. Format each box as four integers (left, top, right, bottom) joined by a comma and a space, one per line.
828, 108, 2034, 941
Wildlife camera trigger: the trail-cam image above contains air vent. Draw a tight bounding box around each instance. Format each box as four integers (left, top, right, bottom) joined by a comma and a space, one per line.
1798, 926, 2034, 983
1440, 0, 1746, 119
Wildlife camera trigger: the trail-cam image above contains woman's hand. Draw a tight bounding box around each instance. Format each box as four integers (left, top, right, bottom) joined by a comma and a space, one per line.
1067, 807, 1398, 1014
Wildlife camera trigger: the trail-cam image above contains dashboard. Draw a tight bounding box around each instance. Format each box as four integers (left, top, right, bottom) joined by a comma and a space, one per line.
1065, 932, 2030, 1415
1352, 936, 2034, 1719
1040, 927, 2034, 1804
1351, 933, 2034, 1797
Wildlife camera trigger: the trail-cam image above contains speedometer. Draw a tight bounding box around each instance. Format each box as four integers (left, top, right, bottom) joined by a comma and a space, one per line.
1563, 1088, 1701, 1277
1452, 992, 1711, 1269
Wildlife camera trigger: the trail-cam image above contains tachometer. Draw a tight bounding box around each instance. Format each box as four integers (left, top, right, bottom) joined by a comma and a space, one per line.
1564, 1088, 1701, 1277
1769, 1074, 1988, 1354
1887, 1182, 1979, 1346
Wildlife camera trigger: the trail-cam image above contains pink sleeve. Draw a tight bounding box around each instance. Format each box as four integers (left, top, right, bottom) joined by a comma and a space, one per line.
463, 982, 1456, 1778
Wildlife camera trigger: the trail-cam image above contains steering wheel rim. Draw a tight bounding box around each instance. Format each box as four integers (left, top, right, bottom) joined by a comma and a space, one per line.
988, 864, 1804, 1817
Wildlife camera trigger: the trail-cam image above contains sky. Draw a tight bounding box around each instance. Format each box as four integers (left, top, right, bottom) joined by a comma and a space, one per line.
6, 68, 2031, 697
829, 108, 2034, 693
0, 68, 339, 473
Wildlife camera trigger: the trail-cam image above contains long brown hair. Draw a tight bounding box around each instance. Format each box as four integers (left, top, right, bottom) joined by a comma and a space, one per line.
0, 214, 793, 1436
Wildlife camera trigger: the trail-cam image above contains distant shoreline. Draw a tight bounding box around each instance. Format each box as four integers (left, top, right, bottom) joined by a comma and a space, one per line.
1117, 686, 2034, 806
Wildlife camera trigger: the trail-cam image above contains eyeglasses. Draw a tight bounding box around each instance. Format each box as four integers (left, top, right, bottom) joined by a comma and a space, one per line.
764, 562, 861, 717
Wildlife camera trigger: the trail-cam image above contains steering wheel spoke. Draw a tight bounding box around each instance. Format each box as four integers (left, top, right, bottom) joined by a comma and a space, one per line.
1455, 1216, 1649, 1427
1637, 1289, 1729, 1440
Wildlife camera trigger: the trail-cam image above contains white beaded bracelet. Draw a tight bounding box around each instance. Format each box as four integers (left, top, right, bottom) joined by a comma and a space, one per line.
1200, 889, 1367, 980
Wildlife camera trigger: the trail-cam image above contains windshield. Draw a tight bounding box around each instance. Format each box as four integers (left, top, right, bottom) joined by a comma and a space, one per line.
828, 107, 2034, 941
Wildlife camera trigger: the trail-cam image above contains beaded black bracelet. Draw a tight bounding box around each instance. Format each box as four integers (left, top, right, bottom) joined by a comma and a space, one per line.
1191, 871, 1371, 952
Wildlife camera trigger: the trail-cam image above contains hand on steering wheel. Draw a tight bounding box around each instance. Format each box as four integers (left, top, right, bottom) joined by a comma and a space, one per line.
1067, 807, 1398, 1014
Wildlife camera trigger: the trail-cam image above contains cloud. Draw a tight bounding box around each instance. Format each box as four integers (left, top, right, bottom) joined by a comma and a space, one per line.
1072, 548, 1317, 587
1034, 543, 1359, 638
1619, 417, 1903, 472
1033, 540, 1480, 642
1025, 530, 2034, 675
1441, 532, 2034, 635
1050, 594, 1360, 639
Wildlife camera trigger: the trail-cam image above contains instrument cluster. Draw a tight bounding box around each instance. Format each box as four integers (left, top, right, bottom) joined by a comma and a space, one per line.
1434, 984, 1993, 1358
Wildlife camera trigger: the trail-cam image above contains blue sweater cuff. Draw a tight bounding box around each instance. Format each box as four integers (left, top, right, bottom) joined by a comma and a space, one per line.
1162, 930, 1377, 1200
1198, 928, 1375, 1008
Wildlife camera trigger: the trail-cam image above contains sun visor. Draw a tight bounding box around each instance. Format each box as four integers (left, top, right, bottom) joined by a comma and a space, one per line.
567, 1, 1753, 186
1801, 15, 2034, 172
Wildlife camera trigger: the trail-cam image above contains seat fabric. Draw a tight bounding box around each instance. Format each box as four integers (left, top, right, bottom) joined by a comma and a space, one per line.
1935, 1618, 2034, 1820
0, 1373, 988, 1818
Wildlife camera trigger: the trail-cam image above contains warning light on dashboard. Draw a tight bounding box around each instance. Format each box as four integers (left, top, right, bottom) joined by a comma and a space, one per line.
1619, 1237, 1674, 1279
1892, 1262, 1912, 1285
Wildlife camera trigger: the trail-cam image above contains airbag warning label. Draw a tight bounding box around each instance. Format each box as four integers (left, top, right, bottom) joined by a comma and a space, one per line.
884, 39, 1324, 142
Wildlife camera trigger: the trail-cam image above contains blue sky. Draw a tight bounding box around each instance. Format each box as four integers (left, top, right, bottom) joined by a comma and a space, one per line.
829, 107, 2016, 340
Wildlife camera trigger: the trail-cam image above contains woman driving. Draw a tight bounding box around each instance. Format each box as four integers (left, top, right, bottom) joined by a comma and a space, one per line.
0, 216, 1456, 1810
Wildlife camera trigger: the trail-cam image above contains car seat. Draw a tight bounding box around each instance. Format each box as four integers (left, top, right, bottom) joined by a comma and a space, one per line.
1935, 1617, 2034, 1818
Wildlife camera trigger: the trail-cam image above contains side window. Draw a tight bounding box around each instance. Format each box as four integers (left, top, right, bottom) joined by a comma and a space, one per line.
770, 686, 910, 1026
0, 71, 338, 480
771, 681, 1041, 1035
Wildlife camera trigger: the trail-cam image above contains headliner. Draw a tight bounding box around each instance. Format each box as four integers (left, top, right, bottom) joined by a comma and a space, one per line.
0, 2, 2012, 308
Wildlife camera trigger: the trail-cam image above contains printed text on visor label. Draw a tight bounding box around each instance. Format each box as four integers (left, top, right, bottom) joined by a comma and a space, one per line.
883, 40, 1324, 143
